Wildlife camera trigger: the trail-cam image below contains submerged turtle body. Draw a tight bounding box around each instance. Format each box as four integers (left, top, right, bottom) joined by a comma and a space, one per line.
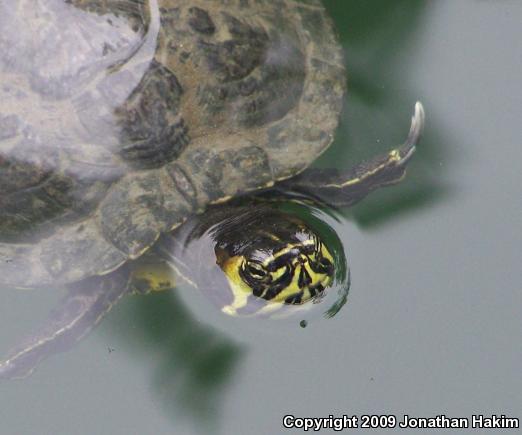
0, 0, 345, 288
0, 0, 425, 379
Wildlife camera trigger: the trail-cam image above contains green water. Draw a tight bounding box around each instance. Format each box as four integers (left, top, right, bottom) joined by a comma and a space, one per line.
1, 1, 521, 434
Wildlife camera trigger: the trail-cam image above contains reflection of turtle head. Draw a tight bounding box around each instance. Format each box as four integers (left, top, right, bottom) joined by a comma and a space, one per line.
212, 210, 335, 316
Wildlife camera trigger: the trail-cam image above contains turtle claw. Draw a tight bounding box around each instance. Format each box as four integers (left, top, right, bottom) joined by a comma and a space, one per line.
405, 101, 426, 151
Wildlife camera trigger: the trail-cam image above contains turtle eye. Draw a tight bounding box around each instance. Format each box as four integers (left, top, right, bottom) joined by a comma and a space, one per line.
245, 261, 267, 280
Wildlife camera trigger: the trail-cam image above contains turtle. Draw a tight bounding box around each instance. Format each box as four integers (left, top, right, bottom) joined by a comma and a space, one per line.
0, 0, 425, 379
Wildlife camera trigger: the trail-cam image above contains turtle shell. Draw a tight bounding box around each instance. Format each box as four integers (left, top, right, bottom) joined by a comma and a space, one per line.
0, 0, 345, 288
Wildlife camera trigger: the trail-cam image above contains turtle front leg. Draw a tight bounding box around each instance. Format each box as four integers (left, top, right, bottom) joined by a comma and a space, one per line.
0, 266, 132, 380
281, 102, 425, 207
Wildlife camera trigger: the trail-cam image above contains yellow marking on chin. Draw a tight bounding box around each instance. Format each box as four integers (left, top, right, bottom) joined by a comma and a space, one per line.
220, 255, 254, 316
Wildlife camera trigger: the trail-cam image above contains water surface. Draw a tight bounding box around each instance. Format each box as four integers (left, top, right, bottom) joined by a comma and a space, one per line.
1, 1, 521, 434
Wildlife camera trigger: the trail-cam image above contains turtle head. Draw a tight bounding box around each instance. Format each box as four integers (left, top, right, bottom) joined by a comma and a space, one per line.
213, 210, 335, 316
